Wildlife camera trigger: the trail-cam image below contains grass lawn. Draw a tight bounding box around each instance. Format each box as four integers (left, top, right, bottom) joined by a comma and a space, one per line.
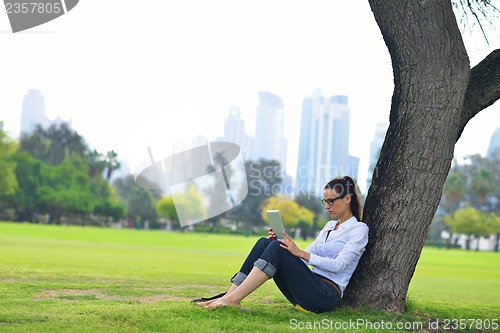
0, 222, 499, 332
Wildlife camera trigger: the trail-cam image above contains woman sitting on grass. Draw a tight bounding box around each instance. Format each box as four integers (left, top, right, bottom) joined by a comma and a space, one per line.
196, 176, 369, 313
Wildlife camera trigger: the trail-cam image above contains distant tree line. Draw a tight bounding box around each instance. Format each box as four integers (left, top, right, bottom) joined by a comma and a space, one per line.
0, 125, 331, 236
429, 151, 500, 250
156, 158, 331, 239
2, 125, 498, 245
0, 124, 126, 225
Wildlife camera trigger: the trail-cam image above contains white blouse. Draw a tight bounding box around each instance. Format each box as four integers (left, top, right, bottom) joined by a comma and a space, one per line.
303, 216, 369, 296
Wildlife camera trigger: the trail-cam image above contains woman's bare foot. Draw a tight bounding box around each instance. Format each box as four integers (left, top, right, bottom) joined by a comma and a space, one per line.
204, 295, 241, 308
196, 284, 237, 307
196, 298, 218, 307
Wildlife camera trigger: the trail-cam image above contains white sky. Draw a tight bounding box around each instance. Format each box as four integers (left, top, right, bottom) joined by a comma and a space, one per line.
1, 0, 499, 194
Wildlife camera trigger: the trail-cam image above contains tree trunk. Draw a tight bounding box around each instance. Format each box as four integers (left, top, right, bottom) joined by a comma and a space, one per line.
344, 0, 500, 312
343, 0, 470, 312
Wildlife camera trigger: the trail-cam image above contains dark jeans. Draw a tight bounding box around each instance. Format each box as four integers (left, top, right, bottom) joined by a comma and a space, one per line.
230, 237, 340, 313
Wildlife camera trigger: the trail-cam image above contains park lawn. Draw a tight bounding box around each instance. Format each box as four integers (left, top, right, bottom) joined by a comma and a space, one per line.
408, 246, 500, 319
0, 222, 498, 332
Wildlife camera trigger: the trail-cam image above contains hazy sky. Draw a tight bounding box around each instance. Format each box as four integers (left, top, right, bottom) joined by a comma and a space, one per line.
1, 1, 499, 194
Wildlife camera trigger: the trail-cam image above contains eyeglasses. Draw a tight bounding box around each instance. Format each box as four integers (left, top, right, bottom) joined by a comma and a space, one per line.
321, 195, 346, 206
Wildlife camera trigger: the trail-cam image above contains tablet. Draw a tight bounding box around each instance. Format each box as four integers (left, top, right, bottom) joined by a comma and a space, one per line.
266, 210, 285, 239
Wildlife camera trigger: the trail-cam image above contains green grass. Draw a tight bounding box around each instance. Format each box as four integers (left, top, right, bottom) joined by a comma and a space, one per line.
0, 222, 499, 332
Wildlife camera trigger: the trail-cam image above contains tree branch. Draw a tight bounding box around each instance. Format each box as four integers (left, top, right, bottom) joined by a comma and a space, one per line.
457, 48, 500, 142
453, 0, 500, 46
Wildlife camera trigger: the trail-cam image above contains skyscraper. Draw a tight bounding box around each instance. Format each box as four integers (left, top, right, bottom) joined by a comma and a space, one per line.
20, 89, 69, 136
366, 123, 389, 192
251, 91, 287, 172
487, 127, 500, 158
20, 89, 45, 135
216, 106, 253, 161
296, 89, 359, 197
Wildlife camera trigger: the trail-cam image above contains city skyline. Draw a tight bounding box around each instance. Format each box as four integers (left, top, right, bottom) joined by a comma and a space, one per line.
487, 128, 500, 158
251, 91, 288, 173
217, 106, 252, 160
16, 88, 356, 182
20, 89, 69, 135
8, 87, 500, 197
366, 123, 389, 192
296, 90, 359, 197
1, 1, 499, 195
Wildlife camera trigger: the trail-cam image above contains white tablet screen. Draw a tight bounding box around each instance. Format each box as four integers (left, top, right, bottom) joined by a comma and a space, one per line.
266, 210, 285, 238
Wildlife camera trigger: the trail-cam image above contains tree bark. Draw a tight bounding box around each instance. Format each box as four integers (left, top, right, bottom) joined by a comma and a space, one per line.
343, 0, 472, 311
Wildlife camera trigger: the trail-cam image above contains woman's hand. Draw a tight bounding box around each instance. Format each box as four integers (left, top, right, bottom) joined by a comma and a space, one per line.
279, 231, 302, 257
268, 227, 277, 240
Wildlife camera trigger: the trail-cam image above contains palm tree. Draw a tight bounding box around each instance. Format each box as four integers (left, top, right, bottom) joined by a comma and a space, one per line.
442, 171, 466, 214
104, 150, 121, 180
470, 168, 495, 209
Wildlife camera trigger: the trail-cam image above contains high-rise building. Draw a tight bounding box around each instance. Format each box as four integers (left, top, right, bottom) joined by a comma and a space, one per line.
216, 106, 253, 161
366, 123, 389, 192
251, 91, 287, 172
296, 89, 359, 197
20, 89, 68, 136
487, 127, 500, 158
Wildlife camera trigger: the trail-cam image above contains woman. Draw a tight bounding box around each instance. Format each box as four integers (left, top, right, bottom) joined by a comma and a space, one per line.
197, 176, 369, 313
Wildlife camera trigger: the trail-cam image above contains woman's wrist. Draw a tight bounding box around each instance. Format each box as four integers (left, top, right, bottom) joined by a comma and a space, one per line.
298, 250, 309, 261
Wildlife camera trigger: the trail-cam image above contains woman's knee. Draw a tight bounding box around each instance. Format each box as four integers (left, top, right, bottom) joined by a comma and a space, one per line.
256, 237, 274, 248
257, 237, 273, 245
266, 239, 299, 261
268, 238, 288, 251
251, 237, 273, 253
